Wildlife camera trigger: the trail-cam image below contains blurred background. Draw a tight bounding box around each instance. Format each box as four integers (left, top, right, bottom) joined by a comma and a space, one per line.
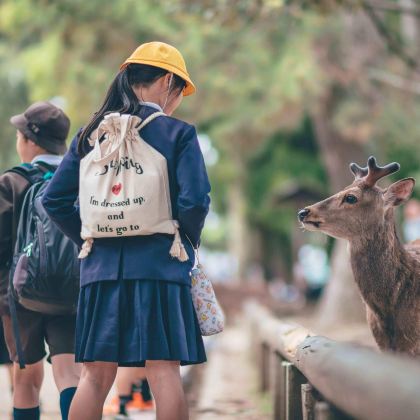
1, 0, 420, 418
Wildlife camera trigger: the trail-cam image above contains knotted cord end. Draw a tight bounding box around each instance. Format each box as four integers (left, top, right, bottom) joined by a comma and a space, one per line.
78, 238, 94, 259
170, 225, 189, 262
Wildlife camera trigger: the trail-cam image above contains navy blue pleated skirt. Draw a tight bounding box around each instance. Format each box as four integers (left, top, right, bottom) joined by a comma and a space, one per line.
75, 279, 206, 366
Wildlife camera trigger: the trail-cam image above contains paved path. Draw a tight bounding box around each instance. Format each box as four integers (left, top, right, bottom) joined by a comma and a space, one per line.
0, 362, 156, 420
192, 318, 271, 420
0, 317, 267, 420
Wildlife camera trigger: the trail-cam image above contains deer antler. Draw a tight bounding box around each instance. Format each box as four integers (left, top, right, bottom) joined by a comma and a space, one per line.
349, 156, 400, 187
350, 162, 368, 180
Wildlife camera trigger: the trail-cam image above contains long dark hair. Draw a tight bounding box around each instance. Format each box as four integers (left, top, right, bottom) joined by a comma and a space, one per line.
78, 63, 186, 156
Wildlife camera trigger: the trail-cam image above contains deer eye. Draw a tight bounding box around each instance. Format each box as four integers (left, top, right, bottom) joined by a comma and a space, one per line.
344, 194, 358, 204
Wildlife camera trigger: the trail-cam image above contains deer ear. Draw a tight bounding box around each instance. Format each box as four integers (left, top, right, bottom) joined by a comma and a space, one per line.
384, 178, 415, 207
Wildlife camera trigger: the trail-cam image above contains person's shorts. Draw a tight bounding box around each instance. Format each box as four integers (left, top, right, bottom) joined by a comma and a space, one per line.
1, 306, 76, 365
0, 322, 11, 364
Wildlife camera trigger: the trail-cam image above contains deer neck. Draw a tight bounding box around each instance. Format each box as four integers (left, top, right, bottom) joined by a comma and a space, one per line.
348, 211, 408, 312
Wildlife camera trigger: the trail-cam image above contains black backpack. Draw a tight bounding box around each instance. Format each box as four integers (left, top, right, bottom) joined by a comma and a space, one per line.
8, 162, 79, 315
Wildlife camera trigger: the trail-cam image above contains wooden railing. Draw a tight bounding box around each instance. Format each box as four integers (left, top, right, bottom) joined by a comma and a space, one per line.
245, 302, 420, 420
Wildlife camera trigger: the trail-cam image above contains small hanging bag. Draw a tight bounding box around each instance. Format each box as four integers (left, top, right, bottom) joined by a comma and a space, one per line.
188, 238, 225, 336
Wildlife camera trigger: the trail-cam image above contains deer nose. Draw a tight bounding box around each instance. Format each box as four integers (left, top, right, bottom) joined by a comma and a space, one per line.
298, 208, 310, 222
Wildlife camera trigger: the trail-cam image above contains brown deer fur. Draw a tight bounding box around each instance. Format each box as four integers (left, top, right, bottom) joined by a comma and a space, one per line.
298, 157, 420, 356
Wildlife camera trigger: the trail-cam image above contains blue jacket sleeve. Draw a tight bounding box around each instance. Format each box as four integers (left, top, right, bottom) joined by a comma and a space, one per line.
176, 125, 211, 247
41, 135, 83, 247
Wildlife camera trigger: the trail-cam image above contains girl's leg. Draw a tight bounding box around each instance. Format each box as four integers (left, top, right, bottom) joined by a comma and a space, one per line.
69, 361, 117, 420
145, 360, 188, 420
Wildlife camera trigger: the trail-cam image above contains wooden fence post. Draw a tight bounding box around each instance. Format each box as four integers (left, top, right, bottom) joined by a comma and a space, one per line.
260, 342, 270, 392
301, 383, 316, 420
314, 402, 335, 420
246, 302, 420, 420
273, 353, 286, 420
285, 363, 306, 420
314, 402, 352, 420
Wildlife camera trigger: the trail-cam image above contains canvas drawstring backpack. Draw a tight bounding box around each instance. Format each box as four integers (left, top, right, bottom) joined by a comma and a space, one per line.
78, 112, 188, 262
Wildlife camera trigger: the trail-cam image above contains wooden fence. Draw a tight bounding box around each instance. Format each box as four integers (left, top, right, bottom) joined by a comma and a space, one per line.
245, 302, 420, 420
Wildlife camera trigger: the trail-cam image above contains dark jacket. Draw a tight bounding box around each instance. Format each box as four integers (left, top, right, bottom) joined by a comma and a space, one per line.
0, 171, 31, 313
42, 106, 211, 287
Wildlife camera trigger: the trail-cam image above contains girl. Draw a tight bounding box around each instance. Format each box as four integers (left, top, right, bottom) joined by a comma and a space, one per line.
42, 42, 211, 420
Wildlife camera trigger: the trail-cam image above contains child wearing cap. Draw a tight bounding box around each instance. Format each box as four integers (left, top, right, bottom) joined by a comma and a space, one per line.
42, 42, 210, 420
0, 101, 81, 420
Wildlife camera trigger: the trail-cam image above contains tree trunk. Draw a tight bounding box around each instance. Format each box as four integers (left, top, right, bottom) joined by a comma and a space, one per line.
316, 239, 365, 328
227, 156, 251, 283
311, 93, 366, 328
400, 0, 418, 47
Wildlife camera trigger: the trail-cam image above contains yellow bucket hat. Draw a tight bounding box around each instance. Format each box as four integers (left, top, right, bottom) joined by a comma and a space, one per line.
120, 42, 196, 96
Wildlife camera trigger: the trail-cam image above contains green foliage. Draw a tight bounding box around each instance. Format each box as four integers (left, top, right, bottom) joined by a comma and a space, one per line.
0, 60, 29, 169
373, 98, 420, 195
0, 0, 419, 278
244, 117, 326, 275
248, 116, 326, 235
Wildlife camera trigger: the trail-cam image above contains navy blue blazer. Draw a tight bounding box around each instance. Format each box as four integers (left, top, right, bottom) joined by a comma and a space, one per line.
42, 106, 211, 287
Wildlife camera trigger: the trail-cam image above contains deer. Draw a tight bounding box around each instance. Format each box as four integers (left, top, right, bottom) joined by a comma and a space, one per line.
298, 157, 420, 356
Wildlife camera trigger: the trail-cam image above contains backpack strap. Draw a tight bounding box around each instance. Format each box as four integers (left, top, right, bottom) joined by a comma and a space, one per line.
35, 161, 56, 174
6, 164, 44, 185
139, 111, 188, 262
6, 162, 56, 185
34, 162, 57, 181
138, 111, 188, 263
138, 112, 165, 131
8, 291, 25, 369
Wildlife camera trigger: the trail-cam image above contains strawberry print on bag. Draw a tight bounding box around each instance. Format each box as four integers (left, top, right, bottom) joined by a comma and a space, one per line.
111, 183, 122, 195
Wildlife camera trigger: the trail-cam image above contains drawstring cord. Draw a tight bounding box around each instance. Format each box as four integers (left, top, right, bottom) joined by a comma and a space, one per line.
185, 234, 200, 267
170, 221, 189, 262
79, 111, 188, 262
162, 73, 174, 112
78, 238, 93, 259
79, 227, 189, 262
